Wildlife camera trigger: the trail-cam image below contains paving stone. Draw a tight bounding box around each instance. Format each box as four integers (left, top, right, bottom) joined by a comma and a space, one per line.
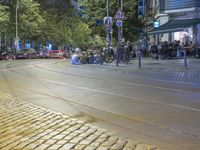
61, 143, 75, 150
80, 125, 90, 131
34, 144, 50, 150
85, 146, 98, 150
79, 132, 92, 138
73, 144, 86, 150
101, 140, 117, 147
96, 146, 109, 150
94, 130, 103, 136
70, 136, 84, 144
44, 139, 58, 145
111, 142, 126, 149
56, 139, 68, 145
79, 139, 94, 145
134, 143, 158, 150
41, 135, 54, 140
47, 144, 62, 149
1, 141, 20, 150
13, 142, 28, 149
24, 143, 39, 149
123, 141, 136, 149
52, 134, 66, 140
63, 135, 74, 140
0, 92, 157, 150
90, 142, 101, 147
68, 131, 81, 137
95, 137, 107, 143
100, 134, 109, 138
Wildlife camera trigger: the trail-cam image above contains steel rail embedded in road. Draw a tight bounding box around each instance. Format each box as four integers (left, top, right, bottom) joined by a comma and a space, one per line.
1, 63, 200, 141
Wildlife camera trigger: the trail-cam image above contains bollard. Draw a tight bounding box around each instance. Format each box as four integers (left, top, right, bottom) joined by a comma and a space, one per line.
184, 48, 187, 69
116, 48, 119, 67
137, 51, 141, 69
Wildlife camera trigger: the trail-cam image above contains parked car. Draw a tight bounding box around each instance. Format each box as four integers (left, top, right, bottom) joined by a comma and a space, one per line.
0, 52, 7, 60
15, 48, 38, 59
15, 51, 29, 59
0, 48, 15, 60
48, 50, 68, 58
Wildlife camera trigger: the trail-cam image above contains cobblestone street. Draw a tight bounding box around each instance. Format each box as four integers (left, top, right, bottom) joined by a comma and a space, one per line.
0, 91, 158, 150
92, 58, 200, 83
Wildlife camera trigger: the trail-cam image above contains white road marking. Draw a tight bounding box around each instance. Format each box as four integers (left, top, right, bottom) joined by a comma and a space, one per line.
39, 78, 200, 112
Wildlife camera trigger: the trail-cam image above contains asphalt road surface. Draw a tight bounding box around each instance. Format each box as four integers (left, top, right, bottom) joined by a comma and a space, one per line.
0, 59, 200, 150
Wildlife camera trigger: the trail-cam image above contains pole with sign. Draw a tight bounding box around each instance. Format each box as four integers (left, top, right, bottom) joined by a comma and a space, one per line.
114, 7, 124, 67
104, 16, 112, 50
104, 0, 112, 53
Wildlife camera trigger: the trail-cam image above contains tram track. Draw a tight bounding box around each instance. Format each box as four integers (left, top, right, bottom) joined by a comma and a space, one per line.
4, 61, 200, 113
1, 60, 200, 142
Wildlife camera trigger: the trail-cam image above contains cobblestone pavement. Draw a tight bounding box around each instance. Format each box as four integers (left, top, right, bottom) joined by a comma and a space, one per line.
86, 58, 200, 83
0, 91, 158, 150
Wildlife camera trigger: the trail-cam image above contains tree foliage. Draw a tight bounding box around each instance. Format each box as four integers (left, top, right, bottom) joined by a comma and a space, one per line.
78, 0, 143, 43
0, 0, 142, 50
37, 0, 92, 49
0, 4, 10, 33
18, 0, 45, 41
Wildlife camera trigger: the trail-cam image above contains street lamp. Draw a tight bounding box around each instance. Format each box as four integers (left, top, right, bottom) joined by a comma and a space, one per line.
106, 0, 109, 16
14, 0, 19, 53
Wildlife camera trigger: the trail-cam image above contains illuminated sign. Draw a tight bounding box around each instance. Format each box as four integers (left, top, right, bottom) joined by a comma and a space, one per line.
153, 21, 160, 28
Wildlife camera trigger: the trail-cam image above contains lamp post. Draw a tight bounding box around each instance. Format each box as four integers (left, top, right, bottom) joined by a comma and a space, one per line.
106, 0, 111, 51
14, 0, 19, 54
107, 0, 109, 16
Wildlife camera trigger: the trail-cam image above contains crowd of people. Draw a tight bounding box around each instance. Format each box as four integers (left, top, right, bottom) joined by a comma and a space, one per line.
70, 40, 200, 65
148, 40, 200, 59
70, 49, 103, 65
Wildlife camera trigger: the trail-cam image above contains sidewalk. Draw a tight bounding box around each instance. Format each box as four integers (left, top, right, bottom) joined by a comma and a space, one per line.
0, 91, 158, 150
95, 57, 200, 83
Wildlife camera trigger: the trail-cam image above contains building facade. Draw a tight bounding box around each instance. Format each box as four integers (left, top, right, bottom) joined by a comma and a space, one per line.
146, 0, 200, 45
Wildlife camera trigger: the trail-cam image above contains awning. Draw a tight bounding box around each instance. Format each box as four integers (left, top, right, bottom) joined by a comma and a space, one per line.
148, 18, 200, 35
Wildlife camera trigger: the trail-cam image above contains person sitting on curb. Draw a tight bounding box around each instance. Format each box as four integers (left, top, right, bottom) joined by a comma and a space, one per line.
70, 50, 80, 65
79, 51, 88, 64
87, 51, 95, 64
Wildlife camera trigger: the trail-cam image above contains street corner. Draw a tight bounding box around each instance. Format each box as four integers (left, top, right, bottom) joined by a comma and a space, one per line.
0, 91, 159, 150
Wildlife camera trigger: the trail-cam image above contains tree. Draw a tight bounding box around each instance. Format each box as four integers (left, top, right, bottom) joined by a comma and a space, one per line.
4, 0, 45, 49
37, 0, 92, 49
18, 0, 45, 43
0, 4, 10, 33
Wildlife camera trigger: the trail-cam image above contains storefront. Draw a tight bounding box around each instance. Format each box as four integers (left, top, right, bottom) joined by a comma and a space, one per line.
148, 18, 200, 44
